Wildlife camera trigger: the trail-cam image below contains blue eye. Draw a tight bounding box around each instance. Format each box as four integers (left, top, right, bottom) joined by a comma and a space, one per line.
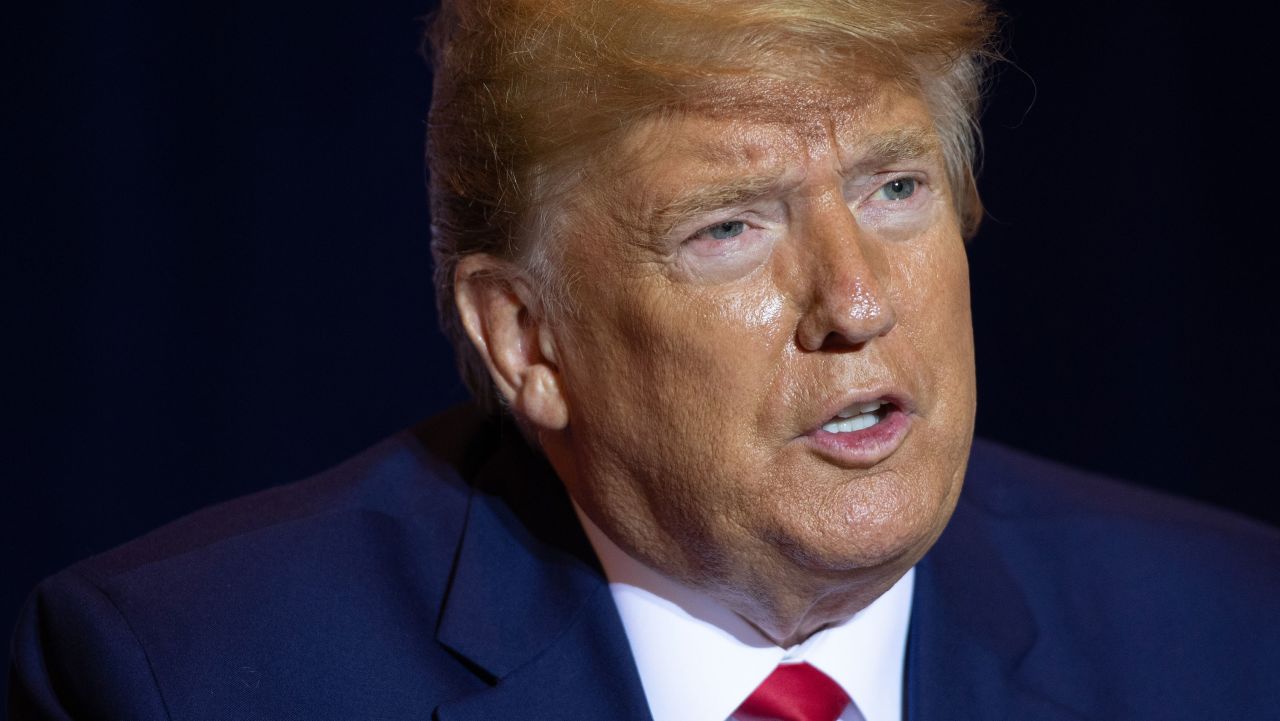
703, 221, 746, 240
879, 178, 917, 201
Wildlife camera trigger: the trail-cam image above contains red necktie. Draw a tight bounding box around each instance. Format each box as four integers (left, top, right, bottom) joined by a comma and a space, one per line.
735, 662, 851, 721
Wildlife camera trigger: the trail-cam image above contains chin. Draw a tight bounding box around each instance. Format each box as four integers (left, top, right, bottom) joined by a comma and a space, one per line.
771, 476, 960, 575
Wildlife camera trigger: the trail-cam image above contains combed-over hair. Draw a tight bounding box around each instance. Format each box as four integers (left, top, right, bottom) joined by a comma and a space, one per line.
426, 0, 999, 411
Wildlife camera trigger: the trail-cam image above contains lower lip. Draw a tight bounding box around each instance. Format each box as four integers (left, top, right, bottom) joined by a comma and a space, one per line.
803, 408, 912, 467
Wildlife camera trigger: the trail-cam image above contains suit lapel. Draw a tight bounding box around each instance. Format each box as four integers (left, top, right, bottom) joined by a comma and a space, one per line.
434, 426, 652, 721
907, 491, 1089, 721
435, 584, 652, 721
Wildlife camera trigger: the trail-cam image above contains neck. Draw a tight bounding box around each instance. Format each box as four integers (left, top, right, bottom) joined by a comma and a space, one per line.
710, 565, 912, 648
576, 500, 913, 649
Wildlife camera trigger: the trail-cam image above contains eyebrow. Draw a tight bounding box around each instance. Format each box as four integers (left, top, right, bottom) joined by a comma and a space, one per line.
647, 173, 783, 240
854, 127, 942, 169
639, 126, 944, 241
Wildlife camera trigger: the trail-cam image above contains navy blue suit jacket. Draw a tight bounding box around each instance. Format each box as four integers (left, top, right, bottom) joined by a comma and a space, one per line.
9, 405, 1280, 719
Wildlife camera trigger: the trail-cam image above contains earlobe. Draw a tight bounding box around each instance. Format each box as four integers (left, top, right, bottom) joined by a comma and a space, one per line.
518, 364, 568, 430
454, 255, 569, 431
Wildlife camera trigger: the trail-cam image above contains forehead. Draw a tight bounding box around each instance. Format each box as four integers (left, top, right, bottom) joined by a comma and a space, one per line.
634, 101, 935, 172
580, 82, 941, 231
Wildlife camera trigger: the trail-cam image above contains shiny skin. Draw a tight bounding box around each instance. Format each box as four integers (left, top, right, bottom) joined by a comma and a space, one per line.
477, 82, 977, 646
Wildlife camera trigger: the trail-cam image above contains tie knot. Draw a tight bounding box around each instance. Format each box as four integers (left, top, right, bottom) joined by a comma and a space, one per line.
735, 662, 851, 721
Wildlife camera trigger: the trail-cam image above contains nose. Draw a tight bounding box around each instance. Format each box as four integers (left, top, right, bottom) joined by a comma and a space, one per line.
794, 202, 897, 352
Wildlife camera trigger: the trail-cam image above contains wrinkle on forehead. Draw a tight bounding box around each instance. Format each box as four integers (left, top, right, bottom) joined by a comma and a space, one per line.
607, 74, 887, 168
679, 73, 882, 122
574, 80, 942, 248
613, 77, 940, 173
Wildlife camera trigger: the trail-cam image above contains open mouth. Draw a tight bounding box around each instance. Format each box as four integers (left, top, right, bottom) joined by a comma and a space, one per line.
806, 395, 912, 465
820, 399, 894, 434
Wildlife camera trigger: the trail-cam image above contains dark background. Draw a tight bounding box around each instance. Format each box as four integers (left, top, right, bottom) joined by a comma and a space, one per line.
4, 0, 1278, 655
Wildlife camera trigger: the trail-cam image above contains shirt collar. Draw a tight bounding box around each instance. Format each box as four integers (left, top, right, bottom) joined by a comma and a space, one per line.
575, 507, 914, 721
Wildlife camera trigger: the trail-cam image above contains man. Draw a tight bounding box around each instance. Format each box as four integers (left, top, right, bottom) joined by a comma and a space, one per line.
9, 0, 1279, 719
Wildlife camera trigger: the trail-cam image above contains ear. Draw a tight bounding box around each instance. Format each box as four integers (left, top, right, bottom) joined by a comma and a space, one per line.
453, 254, 569, 431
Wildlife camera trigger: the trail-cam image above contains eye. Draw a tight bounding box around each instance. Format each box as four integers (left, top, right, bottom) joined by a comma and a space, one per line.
676, 212, 776, 280
876, 177, 917, 201
699, 220, 747, 240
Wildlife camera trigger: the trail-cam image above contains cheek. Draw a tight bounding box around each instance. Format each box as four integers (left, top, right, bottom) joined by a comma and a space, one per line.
638, 284, 793, 404
890, 229, 971, 345
889, 231, 977, 440
723, 285, 787, 333
566, 278, 793, 431
557, 280, 797, 542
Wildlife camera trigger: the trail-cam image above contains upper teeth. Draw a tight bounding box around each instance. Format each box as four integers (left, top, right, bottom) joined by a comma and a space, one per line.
836, 401, 883, 418
822, 401, 886, 434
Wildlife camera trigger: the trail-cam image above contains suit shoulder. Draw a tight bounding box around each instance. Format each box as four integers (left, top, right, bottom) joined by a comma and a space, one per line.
70, 404, 496, 586
962, 438, 1280, 637
965, 437, 1280, 549
11, 405, 500, 719
922, 440, 1280, 717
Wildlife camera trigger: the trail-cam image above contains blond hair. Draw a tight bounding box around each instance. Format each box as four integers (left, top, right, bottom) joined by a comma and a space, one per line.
426, 0, 999, 410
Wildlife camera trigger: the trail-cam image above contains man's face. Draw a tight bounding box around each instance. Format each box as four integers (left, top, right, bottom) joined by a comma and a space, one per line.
543, 80, 976, 640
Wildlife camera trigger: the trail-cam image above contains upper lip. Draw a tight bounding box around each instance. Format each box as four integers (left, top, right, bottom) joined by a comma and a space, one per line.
806, 387, 916, 434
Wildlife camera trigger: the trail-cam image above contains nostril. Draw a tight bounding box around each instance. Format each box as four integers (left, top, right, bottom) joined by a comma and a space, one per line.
818, 331, 869, 352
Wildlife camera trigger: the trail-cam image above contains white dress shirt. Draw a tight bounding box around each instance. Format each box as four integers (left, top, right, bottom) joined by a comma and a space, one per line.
575, 509, 914, 721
